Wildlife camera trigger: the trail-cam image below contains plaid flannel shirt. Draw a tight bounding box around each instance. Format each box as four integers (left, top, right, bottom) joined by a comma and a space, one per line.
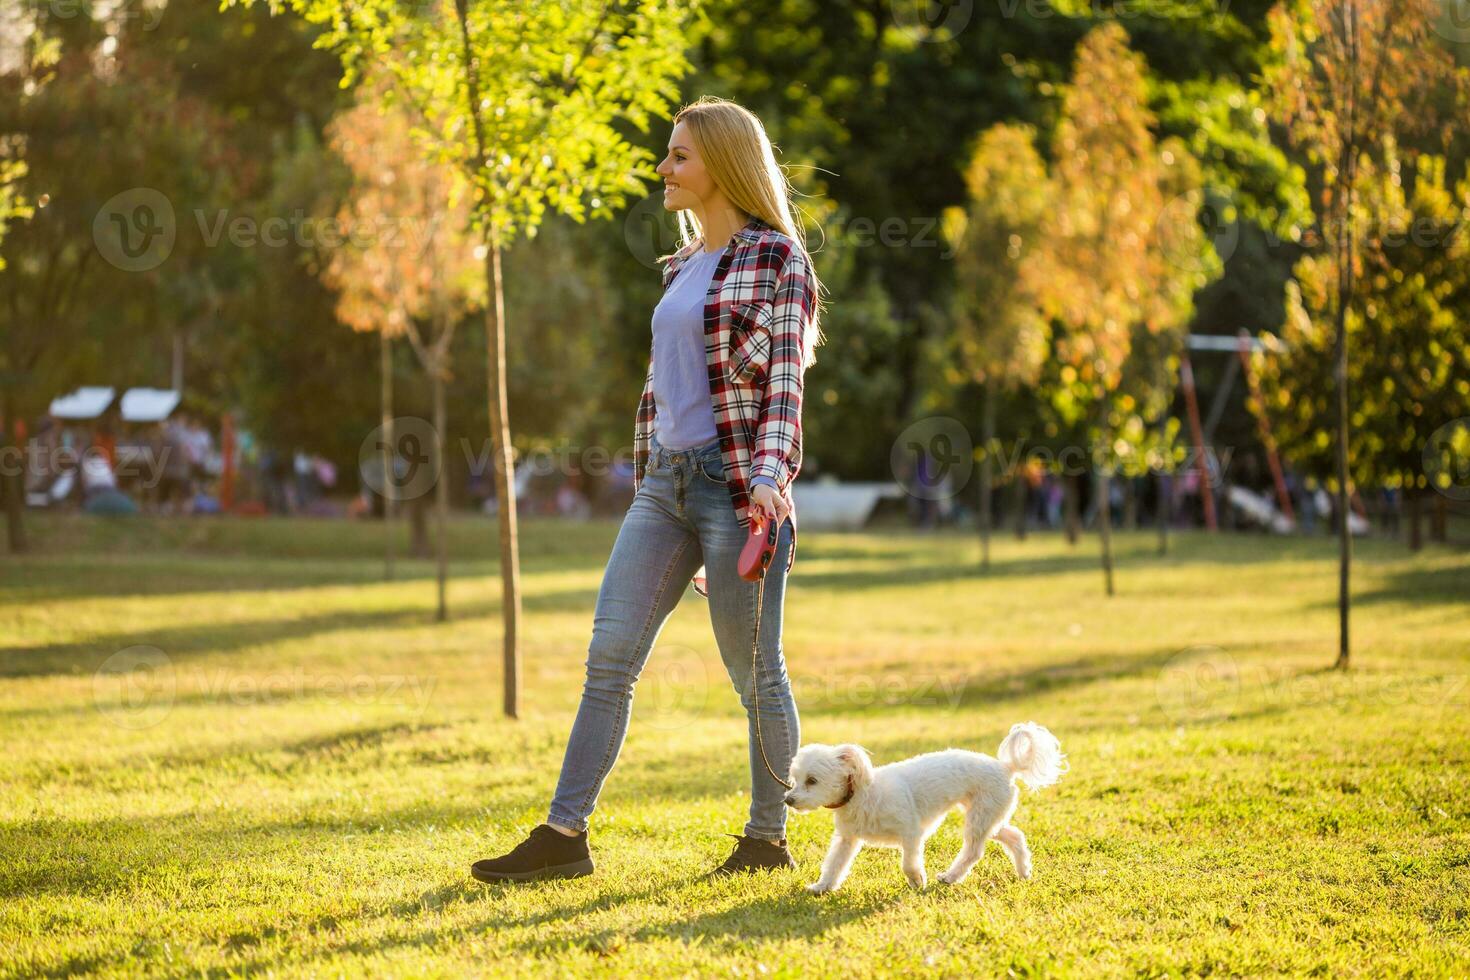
633, 215, 815, 598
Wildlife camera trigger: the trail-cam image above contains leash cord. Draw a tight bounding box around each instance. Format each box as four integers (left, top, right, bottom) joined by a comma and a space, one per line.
750, 518, 793, 791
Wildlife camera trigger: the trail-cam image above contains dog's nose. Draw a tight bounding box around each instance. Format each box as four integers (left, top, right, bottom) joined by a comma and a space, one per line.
783, 794, 795, 806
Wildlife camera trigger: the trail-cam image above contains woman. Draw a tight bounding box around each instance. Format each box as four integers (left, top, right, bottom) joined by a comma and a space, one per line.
472, 96, 825, 883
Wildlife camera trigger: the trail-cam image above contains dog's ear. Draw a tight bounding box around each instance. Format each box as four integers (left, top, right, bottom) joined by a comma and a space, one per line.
834, 743, 874, 785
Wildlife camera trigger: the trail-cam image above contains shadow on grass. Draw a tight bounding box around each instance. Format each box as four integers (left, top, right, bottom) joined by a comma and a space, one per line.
0, 793, 501, 904
212, 870, 908, 975
0, 606, 468, 679
793, 643, 1205, 720
488, 879, 908, 959
0, 581, 608, 679
0, 552, 611, 602
790, 533, 1358, 594
1307, 561, 1470, 611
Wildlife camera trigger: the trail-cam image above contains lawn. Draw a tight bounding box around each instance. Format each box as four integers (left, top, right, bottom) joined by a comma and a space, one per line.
2, 514, 1467, 977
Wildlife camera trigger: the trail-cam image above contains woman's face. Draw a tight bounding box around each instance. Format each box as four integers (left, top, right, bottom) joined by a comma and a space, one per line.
656, 120, 717, 214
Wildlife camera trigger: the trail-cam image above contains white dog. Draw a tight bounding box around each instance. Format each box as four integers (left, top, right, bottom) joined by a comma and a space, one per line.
783, 722, 1067, 894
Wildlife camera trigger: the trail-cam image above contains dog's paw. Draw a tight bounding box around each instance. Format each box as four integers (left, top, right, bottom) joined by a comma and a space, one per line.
936, 870, 964, 885
905, 871, 927, 890
1011, 853, 1033, 880
805, 881, 835, 896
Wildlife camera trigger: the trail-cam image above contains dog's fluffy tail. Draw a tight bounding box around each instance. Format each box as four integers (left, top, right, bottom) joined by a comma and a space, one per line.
997, 722, 1068, 790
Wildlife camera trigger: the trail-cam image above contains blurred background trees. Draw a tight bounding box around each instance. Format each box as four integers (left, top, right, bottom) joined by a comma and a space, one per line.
2, 0, 1467, 662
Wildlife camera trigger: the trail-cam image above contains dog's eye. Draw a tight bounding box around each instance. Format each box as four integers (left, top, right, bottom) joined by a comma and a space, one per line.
805, 777, 816, 786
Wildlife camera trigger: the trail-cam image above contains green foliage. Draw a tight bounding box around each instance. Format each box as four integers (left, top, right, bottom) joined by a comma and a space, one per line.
1257, 0, 1469, 496
0, 38, 239, 417
1026, 25, 1219, 472
323, 74, 483, 343
0, 154, 30, 272
0, 0, 61, 272
1254, 147, 1470, 492
225, 0, 697, 245
944, 123, 1051, 389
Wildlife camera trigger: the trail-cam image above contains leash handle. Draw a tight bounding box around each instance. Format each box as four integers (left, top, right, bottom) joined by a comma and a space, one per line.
738, 506, 782, 581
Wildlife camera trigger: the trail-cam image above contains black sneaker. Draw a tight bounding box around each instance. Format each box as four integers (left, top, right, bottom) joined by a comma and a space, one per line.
709, 832, 797, 877
471, 824, 594, 883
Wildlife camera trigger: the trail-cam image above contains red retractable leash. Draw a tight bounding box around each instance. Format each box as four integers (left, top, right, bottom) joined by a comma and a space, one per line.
739, 506, 794, 791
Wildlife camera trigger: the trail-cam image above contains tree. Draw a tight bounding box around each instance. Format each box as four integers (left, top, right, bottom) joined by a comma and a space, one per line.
1028, 23, 1218, 595
324, 74, 484, 622
1253, 144, 1470, 550
1261, 0, 1463, 667
0, 0, 46, 550
943, 124, 1051, 570
229, 0, 696, 716
0, 8, 237, 552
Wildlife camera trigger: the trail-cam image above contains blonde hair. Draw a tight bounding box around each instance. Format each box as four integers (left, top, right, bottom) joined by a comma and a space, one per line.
666, 95, 826, 369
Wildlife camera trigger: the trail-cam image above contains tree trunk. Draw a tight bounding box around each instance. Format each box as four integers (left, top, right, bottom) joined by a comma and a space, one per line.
2, 394, 27, 554
380, 330, 395, 581
1331, 11, 1358, 673
1063, 473, 1081, 545
451, 0, 521, 717
1431, 494, 1448, 543
1154, 359, 1171, 557
485, 237, 523, 719
1407, 491, 1422, 551
3, 462, 25, 555
1012, 474, 1027, 541
1157, 472, 1170, 556
409, 494, 431, 558
433, 366, 450, 622
1098, 471, 1116, 597
979, 381, 994, 571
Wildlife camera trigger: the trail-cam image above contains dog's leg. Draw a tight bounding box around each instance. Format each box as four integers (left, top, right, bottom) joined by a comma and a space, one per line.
940, 803, 1014, 885
807, 836, 861, 895
993, 824, 1033, 880
936, 821, 988, 885
899, 835, 927, 890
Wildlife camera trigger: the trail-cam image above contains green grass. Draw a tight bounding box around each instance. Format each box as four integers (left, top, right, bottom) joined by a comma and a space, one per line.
2, 513, 1468, 977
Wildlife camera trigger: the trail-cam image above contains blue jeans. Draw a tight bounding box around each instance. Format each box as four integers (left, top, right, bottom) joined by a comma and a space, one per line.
547, 431, 800, 841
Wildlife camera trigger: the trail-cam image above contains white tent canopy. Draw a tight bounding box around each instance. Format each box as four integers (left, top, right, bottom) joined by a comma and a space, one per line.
48, 387, 116, 420
120, 388, 181, 423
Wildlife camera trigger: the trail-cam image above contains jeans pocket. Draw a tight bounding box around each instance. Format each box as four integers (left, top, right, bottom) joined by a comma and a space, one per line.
698, 454, 728, 485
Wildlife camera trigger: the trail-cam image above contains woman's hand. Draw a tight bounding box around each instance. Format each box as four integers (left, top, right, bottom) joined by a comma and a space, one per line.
750, 482, 791, 525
